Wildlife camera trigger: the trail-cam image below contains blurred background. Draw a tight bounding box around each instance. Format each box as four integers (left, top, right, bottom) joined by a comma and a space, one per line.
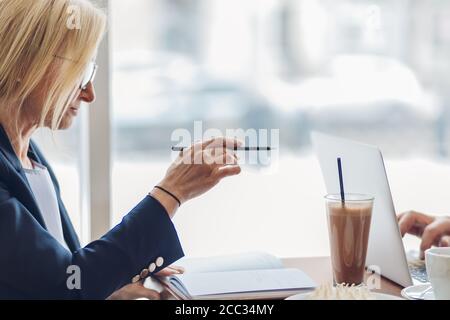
35, 0, 450, 258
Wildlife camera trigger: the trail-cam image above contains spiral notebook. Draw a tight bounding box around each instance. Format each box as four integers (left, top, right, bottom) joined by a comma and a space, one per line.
156, 252, 316, 300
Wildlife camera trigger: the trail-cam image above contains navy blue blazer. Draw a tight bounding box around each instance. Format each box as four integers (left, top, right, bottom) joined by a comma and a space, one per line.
0, 125, 184, 299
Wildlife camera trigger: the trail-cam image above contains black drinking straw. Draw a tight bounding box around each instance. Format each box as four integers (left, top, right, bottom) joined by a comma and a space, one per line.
337, 157, 345, 204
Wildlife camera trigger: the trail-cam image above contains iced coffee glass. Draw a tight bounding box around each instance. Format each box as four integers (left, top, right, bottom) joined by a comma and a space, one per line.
325, 194, 374, 286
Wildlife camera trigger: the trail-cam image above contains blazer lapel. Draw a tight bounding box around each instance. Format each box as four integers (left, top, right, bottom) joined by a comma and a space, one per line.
0, 125, 81, 251
28, 141, 81, 251
0, 125, 47, 228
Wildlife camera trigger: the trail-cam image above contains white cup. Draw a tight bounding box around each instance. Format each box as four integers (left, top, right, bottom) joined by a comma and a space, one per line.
425, 247, 450, 300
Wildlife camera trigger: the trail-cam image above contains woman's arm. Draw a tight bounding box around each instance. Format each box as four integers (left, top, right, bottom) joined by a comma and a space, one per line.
0, 184, 183, 299
0, 137, 241, 299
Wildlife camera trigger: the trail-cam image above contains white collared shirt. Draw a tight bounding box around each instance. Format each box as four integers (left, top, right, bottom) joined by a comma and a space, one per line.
24, 161, 69, 250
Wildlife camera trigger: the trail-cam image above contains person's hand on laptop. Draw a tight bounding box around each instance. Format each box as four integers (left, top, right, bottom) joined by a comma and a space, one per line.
398, 211, 450, 259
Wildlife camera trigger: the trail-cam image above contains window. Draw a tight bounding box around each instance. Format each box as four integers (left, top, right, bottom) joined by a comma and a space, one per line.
110, 0, 450, 257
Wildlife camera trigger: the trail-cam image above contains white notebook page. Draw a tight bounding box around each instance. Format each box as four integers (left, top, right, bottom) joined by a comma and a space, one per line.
175, 268, 316, 297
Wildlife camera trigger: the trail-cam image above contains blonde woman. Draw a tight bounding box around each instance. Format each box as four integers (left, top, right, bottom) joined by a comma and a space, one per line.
0, 0, 241, 299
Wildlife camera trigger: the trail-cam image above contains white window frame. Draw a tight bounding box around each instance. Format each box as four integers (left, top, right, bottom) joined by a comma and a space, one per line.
79, 0, 112, 244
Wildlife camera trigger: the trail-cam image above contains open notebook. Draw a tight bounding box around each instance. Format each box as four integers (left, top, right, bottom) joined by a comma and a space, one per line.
156, 252, 316, 300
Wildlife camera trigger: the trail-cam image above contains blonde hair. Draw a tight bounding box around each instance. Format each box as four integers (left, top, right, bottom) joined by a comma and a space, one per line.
0, 0, 106, 130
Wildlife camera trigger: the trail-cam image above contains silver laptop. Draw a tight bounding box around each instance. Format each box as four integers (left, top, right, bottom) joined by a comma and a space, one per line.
311, 131, 427, 287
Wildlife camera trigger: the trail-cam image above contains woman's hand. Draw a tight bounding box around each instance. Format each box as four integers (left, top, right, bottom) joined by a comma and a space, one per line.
107, 266, 185, 300
107, 281, 161, 300
151, 137, 242, 218
398, 211, 450, 258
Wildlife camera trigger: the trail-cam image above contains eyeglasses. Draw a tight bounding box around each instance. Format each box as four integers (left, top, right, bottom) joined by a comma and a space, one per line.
53, 54, 98, 91
80, 61, 98, 91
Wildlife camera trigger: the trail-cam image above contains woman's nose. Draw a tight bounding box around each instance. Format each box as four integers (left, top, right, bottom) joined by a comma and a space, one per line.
80, 82, 96, 103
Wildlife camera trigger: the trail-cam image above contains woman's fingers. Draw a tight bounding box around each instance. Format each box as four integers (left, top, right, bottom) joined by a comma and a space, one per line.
155, 268, 178, 277
202, 151, 240, 181
420, 218, 450, 258
135, 287, 161, 300
439, 235, 450, 247
203, 147, 239, 166
398, 212, 419, 237
169, 265, 185, 274
107, 282, 161, 300
214, 165, 242, 180
203, 137, 243, 150
398, 213, 450, 259
397, 211, 405, 221
155, 266, 185, 277
182, 138, 241, 165
160, 137, 243, 205
398, 211, 434, 237
214, 149, 239, 165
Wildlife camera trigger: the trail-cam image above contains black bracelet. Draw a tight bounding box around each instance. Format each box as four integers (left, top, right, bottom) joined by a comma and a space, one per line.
154, 186, 182, 207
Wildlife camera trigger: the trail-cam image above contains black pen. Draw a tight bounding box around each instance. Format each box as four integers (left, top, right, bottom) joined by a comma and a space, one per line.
171, 146, 273, 152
